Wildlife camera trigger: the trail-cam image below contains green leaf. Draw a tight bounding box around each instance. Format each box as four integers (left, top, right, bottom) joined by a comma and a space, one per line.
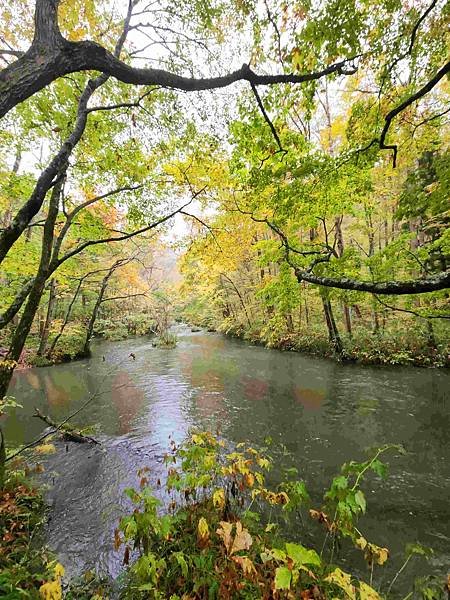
354, 490, 366, 513
285, 543, 321, 566
405, 543, 434, 558
174, 552, 188, 577
138, 583, 155, 591
274, 566, 292, 590
370, 459, 388, 478
333, 475, 348, 489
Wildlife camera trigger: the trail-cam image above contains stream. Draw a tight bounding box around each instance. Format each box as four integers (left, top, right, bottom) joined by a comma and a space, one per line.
4, 325, 450, 595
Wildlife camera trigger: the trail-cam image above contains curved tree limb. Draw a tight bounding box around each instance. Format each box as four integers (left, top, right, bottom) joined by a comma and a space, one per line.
235, 202, 450, 295
378, 60, 450, 167
373, 294, 449, 319
0, 0, 359, 119
293, 266, 450, 295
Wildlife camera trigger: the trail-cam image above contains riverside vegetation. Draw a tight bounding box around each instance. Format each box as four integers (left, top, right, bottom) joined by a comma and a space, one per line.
2, 430, 449, 599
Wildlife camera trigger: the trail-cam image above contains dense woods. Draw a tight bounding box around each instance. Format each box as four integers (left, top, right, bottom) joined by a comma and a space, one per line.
0, 0, 449, 598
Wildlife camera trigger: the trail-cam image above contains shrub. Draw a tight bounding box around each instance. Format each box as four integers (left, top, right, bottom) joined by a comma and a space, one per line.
116, 433, 443, 599
0, 468, 62, 599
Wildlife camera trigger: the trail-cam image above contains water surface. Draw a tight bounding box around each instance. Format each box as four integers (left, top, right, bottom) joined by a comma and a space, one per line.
4, 326, 450, 594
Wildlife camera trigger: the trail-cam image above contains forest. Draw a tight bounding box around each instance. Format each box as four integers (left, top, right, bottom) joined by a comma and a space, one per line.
0, 0, 449, 598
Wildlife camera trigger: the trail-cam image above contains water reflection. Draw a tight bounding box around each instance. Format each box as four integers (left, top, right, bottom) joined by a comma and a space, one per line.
4, 326, 450, 593
110, 372, 145, 435
292, 386, 325, 410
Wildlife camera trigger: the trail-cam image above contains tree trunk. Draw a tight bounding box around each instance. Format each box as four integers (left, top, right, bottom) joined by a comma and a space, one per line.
37, 278, 57, 356
320, 291, 343, 355
304, 296, 310, 326
343, 304, 352, 338
83, 267, 116, 356
47, 278, 83, 357
0, 175, 63, 399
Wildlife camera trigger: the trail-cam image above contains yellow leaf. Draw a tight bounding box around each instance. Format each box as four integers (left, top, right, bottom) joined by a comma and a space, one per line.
355, 537, 367, 550
39, 579, 62, 600
257, 457, 270, 469
213, 488, 225, 510
191, 434, 204, 445
53, 563, 65, 579
197, 517, 209, 542
359, 581, 382, 600
364, 543, 389, 566
375, 547, 389, 566
325, 568, 356, 600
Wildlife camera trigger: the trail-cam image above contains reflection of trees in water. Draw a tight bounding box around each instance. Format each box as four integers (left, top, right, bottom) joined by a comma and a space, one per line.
42, 374, 70, 407
18, 368, 80, 408
292, 386, 324, 410
195, 390, 225, 418
110, 371, 145, 435
241, 375, 268, 402
23, 370, 40, 390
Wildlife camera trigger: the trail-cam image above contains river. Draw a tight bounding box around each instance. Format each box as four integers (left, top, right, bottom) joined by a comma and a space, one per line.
4, 325, 450, 596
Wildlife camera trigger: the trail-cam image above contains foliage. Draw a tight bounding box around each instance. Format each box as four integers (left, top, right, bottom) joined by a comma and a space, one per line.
0, 467, 61, 599
94, 314, 156, 341
116, 431, 441, 599
154, 331, 178, 349
63, 571, 112, 600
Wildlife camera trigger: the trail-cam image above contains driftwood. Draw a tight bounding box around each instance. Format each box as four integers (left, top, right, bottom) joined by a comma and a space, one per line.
33, 408, 100, 445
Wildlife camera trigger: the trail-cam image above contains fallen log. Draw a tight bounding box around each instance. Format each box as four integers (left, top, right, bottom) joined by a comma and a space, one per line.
33, 408, 100, 445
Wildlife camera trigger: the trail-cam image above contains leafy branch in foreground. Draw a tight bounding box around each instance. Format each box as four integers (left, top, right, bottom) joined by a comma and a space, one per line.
115, 432, 442, 599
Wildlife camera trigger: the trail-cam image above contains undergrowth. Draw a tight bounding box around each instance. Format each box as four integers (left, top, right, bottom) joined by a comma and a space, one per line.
116, 432, 447, 599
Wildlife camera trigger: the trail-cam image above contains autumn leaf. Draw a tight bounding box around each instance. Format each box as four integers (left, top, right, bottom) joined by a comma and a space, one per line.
325, 568, 356, 599
244, 472, 255, 487
114, 528, 122, 550
217, 521, 233, 553
359, 581, 382, 600
39, 579, 63, 600
230, 521, 252, 555
213, 488, 225, 510
364, 543, 389, 566
36, 443, 56, 454
232, 555, 256, 577
217, 521, 252, 555
191, 433, 205, 445
197, 517, 210, 544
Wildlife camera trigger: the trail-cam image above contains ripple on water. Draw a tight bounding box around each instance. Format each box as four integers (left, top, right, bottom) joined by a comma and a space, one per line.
4, 327, 449, 591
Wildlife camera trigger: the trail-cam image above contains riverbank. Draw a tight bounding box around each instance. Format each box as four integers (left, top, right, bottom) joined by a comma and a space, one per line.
0, 313, 157, 370
0, 466, 56, 597
184, 320, 449, 368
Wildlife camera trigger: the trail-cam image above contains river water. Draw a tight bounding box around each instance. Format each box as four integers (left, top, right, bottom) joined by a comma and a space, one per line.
4, 326, 450, 595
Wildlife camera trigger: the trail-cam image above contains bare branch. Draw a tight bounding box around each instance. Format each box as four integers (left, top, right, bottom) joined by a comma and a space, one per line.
374, 294, 450, 319
250, 82, 286, 155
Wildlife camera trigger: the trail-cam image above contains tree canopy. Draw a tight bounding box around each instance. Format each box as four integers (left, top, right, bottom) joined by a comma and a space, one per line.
0, 0, 449, 390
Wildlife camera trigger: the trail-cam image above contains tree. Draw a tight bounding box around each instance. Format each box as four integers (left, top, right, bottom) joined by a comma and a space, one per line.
0, 0, 448, 275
